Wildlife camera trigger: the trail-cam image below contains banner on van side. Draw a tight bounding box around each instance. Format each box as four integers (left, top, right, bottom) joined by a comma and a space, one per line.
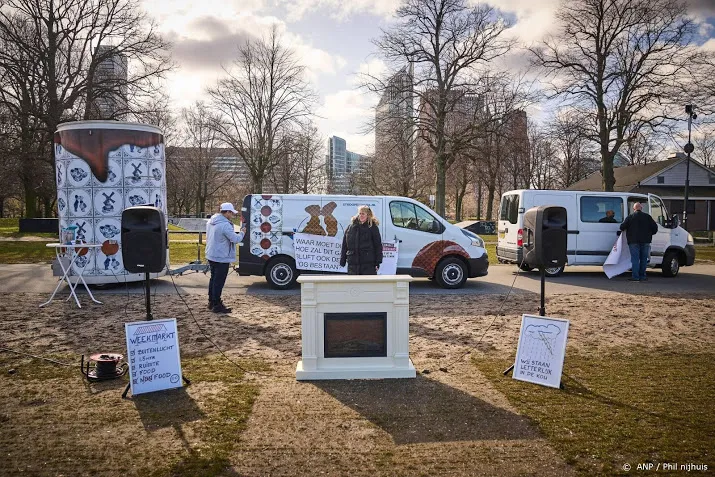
294, 233, 346, 272
293, 232, 399, 274
512, 314, 569, 389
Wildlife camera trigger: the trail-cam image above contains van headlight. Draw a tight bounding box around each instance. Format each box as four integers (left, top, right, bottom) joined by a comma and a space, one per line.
687, 233, 694, 244
460, 229, 484, 248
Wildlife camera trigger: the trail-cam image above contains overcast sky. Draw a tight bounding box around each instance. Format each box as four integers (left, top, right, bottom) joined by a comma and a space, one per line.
139, 0, 715, 154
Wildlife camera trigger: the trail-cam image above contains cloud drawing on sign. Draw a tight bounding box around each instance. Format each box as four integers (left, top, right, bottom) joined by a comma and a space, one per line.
525, 324, 561, 339
525, 324, 561, 355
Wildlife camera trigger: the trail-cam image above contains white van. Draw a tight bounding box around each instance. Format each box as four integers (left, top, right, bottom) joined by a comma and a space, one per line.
237, 194, 489, 289
497, 190, 695, 277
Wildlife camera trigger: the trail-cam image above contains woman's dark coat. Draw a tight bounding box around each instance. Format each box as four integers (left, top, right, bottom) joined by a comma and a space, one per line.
339, 219, 383, 275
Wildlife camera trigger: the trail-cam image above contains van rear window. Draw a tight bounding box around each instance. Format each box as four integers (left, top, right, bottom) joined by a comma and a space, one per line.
499, 194, 519, 224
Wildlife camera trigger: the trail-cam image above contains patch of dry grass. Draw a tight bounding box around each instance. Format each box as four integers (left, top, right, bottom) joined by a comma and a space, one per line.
474, 349, 715, 476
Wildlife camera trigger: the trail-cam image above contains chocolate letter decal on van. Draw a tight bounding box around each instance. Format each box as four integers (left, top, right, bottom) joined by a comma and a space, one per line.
412, 241, 469, 275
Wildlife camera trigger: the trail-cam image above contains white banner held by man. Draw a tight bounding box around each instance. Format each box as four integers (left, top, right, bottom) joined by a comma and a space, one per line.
603, 233, 631, 278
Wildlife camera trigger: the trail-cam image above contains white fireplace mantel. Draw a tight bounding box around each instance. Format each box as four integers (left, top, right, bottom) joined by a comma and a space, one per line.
295, 275, 416, 380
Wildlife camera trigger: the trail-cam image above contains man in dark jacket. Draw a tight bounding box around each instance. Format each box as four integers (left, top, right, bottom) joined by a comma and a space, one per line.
619, 202, 658, 281
340, 205, 383, 275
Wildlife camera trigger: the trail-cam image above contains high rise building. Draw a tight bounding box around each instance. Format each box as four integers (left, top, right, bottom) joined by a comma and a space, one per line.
88, 45, 128, 119
327, 136, 364, 194
375, 67, 414, 163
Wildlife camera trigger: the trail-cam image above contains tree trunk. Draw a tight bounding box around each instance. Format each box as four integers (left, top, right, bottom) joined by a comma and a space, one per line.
485, 183, 496, 221
601, 150, 615, 191
435, 155, 446, 218
23, 184, 37, 218
476, 181, 482, 220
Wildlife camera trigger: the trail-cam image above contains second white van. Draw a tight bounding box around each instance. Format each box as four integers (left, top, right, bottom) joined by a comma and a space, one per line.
237, 194, 489, 289
496, 190, 695, 277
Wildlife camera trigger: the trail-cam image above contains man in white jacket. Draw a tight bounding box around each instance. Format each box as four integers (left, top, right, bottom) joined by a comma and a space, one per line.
205, 202, 245, 313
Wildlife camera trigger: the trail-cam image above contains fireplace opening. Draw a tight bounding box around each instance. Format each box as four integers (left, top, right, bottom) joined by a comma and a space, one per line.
324, 312, 387, 358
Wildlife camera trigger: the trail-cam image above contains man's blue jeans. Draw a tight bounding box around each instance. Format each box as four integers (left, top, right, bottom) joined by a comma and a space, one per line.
208, 260, 230, 304
628, 243, 651, 280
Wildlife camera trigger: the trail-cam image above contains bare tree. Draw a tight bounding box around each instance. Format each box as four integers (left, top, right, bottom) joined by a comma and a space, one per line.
179, 102, 235, 214
528, 122, 560, 190
269, 124, 325, 194
693, 126, 715, 169
360, 114, 431, 198
620, 125, 668, 165
547, 113, 599, 187
0, 0, 172, 216
530, 0, 696, 191
364, 0, 512, 217
208, 26, 317, 193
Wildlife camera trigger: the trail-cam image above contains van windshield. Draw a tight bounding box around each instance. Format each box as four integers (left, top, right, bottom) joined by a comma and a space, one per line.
499, 194, 519, 224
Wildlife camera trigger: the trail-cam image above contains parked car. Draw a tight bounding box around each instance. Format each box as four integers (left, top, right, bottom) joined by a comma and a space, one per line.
497, 189, 695, 277
238, 194, 489, 289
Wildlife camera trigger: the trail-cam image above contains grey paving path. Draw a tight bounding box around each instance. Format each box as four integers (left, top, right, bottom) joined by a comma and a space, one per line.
1, 262, 713, 297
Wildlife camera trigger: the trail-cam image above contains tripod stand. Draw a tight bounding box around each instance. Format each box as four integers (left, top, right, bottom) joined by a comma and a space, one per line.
122, 272, 191, 398
502, 266, 547, 376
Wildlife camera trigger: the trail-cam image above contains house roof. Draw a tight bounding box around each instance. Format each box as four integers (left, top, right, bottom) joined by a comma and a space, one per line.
567, 158, 683, 192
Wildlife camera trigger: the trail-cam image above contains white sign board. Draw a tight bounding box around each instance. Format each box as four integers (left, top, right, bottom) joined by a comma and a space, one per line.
294, 233, 346, 272
603, 233, 631, 278
377, 241, 398, 275
125, 318, 183, 395
512, 314, 569, 389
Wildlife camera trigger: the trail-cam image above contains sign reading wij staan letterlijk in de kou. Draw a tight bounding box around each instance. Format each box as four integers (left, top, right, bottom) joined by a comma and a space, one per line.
512, 315, 569, 389
125, 318, 183, 395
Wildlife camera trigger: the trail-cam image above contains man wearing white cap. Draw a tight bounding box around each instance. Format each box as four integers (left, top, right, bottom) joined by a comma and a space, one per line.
205, 202, 245, 313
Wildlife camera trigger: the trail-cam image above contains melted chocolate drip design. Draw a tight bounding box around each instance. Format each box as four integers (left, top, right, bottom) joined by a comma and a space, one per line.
55, 128, 163, 183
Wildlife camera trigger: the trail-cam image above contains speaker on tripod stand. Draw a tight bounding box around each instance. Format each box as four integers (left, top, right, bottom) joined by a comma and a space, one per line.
522, 205, 567, 316
121, 206, 167, 320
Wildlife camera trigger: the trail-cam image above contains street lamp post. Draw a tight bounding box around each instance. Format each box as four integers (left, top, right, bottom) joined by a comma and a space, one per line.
683, 105, 696, 231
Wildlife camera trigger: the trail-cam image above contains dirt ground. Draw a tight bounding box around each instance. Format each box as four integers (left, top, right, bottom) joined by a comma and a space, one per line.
1, 290, 714, 476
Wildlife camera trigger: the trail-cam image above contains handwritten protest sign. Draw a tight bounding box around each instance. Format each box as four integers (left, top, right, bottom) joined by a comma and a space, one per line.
125, 318, 183, 395
512, 314, 569, 389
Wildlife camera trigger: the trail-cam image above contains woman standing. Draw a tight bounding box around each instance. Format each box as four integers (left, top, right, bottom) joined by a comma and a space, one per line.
340, 205, 383, 275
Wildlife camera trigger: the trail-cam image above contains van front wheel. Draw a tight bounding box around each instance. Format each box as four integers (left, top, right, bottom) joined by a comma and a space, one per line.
435, 258, 468, 289
265, 257, 298, 289
661, 251, 680, 277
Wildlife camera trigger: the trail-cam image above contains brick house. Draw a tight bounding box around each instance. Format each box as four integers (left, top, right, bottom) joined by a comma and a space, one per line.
567, 153, 715, 232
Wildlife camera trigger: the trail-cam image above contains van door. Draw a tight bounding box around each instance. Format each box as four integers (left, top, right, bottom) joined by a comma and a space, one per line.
388, 200, 442, 273
497, 193, 521, 262
648, 194, 669, 265
575, 194, 625, 264
530, 193, 578, 264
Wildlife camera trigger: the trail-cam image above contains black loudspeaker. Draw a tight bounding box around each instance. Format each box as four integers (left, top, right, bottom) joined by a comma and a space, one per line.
523, 206, 567, 268
121, 206, 167, 273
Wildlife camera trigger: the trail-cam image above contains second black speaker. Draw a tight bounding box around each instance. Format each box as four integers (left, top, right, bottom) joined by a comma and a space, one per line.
121, 206, 167, 273
523, 205, 567, 268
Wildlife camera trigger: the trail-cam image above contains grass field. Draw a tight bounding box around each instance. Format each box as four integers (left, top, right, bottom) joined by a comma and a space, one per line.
474, 350, 715, 475
0, 220, 712, 265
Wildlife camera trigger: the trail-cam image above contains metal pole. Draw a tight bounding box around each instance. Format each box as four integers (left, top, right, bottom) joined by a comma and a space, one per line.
683, 105, 695, 231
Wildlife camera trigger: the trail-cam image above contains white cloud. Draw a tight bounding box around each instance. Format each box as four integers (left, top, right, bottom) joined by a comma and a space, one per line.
316, 89, 376, 154
276, 0, 401, 22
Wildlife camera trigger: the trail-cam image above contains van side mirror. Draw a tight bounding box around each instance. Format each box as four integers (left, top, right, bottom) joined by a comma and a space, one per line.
671, 214, 680, 229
